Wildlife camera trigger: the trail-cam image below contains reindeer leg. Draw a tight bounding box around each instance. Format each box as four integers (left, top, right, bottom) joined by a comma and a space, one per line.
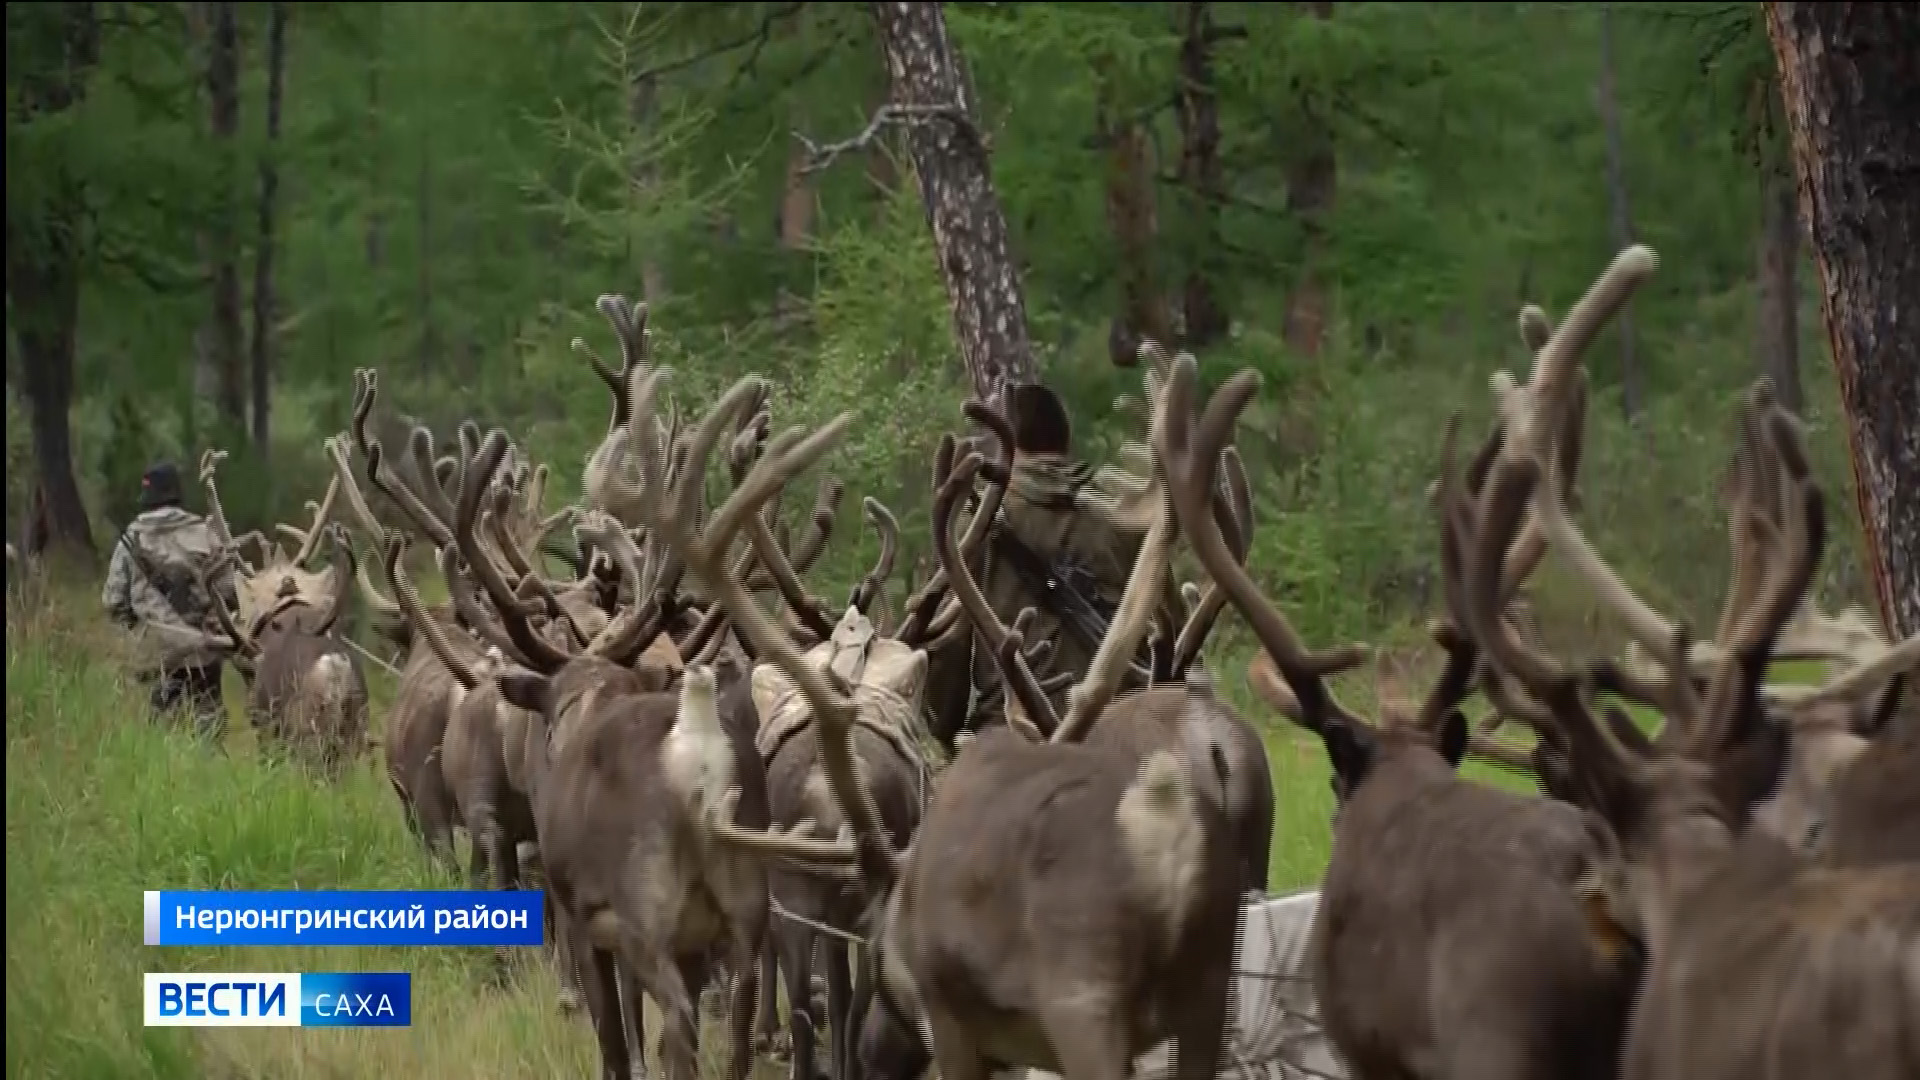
621, 966, 651, 1080
1040, 1002, 1132, 1080
623, 948, 700, 1080
415, 768, 460, 876
1167, 947, 1233, 1080
777, 919, 823, 1080
923, 1001, 993, 1080
580, 943, 633, 1080
726, 924, 764, 1080
845, 948, 874, 1080
489, 823, 523, 980
823, 936, 854, 1080
551, 898, 586, 1014
756, 939, 786, 1058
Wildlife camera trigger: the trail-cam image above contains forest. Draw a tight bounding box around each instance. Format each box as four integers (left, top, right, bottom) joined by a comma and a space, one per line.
8, 2, 1919, 1077
9, 0, 1892, 636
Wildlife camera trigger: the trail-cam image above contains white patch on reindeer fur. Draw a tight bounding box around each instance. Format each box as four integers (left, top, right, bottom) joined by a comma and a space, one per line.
1115, 750, 1204, 947
304, 654, 354, 712
662, 665, 736, 819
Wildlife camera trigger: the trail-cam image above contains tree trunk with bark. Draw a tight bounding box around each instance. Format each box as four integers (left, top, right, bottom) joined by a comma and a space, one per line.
202, 0, 247, 433
1754, 106, 1803, 413
871, 1, 1038, 405
416, 138, 436, 374
628, 68, 666, 304
1176, 1, 1231, 347
1597, 4, 1643, 421
1766, 1, 1920, 638
6, 0, 101, 559
249, 1, 288, 455
1097, 69, 1172, 367
1282, 1, 1335, 360
365, 13, 385, 270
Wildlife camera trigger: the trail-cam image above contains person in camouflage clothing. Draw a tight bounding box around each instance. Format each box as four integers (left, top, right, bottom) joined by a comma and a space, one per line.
965, 383, 1177, 735
101, 461, 237, 740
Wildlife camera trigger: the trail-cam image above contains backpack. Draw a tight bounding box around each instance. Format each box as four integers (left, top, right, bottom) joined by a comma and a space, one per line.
119, 513, 222, 627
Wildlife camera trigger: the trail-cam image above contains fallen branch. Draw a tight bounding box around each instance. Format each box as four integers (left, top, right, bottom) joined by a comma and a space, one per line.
793, 102, 973, 175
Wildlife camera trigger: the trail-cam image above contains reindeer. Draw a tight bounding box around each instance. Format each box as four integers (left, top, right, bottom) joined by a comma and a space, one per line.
462, 378, 782, 1080
639, 365, 1244, 1080
727, 483, 1000, 1080
1822, 701, 1919, 867
195, 452, 370, 780
1156, 310, 1648, 1080
1517, 353, 1920, 858
928, 383, 1274, 898
1459, 245, 1920, 1080
326, 367, 604, 869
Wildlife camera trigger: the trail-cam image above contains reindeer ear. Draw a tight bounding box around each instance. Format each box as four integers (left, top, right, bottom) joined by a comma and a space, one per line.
1436, 708, 1469, 770
1321, 720, 1377, 796
498, 669, 552, 714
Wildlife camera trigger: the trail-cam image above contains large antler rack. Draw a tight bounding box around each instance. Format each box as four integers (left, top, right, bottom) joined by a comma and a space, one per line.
1484, 253, 1916, 744
1450, 247, 1837, 823
198, 449, 274, 572
347, 369, 458, 552
1131, 340, 1259, 681
623, 368, 908, 888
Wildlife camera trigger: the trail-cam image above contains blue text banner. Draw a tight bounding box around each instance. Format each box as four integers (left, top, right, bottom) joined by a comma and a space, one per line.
144, 890, 544, 947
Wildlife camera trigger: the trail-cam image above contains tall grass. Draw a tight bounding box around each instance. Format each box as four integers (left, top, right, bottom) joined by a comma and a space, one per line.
5, 579, 599, 1079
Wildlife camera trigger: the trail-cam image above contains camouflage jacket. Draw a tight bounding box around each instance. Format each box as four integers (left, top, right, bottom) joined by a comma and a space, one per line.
101, 507, 238, 670
969, 452, 1178, 726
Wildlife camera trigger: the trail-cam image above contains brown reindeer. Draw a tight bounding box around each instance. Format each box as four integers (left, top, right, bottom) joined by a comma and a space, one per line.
928, 385, 1274, 898
1157, 316, 1643, 1080
738, 488, 996, 1080
637, 366, 1244, 1080
1460, 247, 1920, 1080
196, 453, 370, 780
470, 380, 779, 1080
327, 367, 606, 869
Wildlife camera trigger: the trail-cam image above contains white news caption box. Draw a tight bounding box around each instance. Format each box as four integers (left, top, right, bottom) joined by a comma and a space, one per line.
143, 973, 303, 1027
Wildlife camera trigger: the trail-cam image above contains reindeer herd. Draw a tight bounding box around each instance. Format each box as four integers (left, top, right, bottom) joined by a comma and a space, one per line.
180, 248, 1916, 1080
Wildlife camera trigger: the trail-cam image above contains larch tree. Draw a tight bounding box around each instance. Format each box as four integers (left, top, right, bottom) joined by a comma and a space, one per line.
1765, 1, 1920, 637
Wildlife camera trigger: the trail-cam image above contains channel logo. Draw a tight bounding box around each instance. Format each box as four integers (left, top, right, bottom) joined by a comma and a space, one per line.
143, 973, 412, 1027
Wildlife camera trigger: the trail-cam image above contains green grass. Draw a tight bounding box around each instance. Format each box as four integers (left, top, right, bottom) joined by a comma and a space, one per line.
6, 579, 602, 1079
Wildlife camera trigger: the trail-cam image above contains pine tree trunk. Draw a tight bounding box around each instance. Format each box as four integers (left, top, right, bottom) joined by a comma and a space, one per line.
9, 197, 96, 559
416, 139, 435, 374
628, 69, 666, 304
365, 13, 385, 270
1766, 1, 1920, 637
203, 0, 247, 434
7, 1, 101, 559
1282, 1, 1335, 359
249, 1, 288, 455
1755, 121, 1803, 414
1597, 4, 1642, 421
1097, 71, 1171, 367
871, 1, 1037, 406
1176, 0, 1230, 347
